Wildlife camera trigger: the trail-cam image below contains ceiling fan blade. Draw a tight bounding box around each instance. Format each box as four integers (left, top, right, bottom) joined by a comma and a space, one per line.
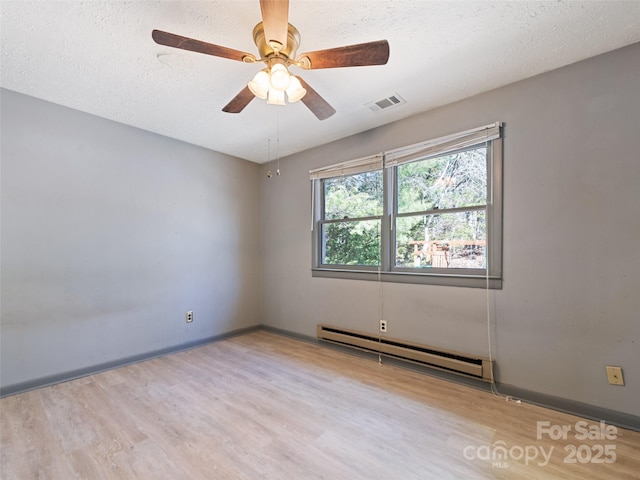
152, 30, 255, 62
222, 86, 256, 113
296, 77, 336, 121
297, 40, 389, 69
260, 0, 289, 50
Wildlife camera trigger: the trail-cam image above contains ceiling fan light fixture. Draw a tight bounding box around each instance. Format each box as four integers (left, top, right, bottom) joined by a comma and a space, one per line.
248, 69, 270, 99
267, 88, 286, 106
286, 76, 307, 103
269, 61, 291, 91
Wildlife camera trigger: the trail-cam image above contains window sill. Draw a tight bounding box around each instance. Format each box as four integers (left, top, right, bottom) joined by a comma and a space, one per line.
311, 268, 502, 289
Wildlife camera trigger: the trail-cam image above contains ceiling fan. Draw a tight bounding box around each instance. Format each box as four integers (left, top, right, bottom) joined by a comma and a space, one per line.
152, 0, 390, 120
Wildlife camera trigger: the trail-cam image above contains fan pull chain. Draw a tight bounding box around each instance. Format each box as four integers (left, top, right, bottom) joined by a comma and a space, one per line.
266, 135, 272, 177
266, 104, 273, 177
276, 110, 281, 176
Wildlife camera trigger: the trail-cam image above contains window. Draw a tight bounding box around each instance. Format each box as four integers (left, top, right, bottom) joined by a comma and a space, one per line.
322, 170, 383, 266
311, 123, 502, 288
394, 145, 487, 270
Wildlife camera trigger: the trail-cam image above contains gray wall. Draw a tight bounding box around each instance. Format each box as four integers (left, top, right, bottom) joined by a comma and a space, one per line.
260, 43, 640, 417
1, 89, 261, 389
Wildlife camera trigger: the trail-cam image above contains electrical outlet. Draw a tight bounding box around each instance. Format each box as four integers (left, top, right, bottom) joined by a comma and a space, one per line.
379, 320, 387, 333
605, 366, 624, 386
186, 311, 194, 323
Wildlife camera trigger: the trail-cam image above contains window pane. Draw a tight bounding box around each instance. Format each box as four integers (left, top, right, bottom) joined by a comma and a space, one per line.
324, 171, 383, 220
322, 220, 381, 266
395, 211, 486, 269
397, 147, 487, 214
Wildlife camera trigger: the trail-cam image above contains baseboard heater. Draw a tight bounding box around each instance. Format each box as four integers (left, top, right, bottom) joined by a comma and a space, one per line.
317, 324, 494, 382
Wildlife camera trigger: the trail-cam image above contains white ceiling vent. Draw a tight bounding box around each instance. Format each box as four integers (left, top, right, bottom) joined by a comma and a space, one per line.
367, 93, 406, 112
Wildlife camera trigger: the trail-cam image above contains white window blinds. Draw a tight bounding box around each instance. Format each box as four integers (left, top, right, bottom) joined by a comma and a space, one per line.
309, 122, 501, 178
309, 154, 384, 180
384, 122, 501, 168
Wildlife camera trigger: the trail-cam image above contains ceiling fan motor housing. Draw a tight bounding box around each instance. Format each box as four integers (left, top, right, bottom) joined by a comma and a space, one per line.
252, 22, 301, 62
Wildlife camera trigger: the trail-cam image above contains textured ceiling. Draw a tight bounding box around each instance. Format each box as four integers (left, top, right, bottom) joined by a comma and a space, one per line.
2, 1, 639, 163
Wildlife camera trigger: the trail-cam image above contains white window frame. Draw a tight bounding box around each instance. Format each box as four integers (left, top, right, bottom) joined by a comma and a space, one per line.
311, 123, 503, 289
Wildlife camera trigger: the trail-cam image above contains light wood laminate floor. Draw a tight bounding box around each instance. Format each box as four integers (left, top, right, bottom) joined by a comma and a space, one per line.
1, 331, 639, 479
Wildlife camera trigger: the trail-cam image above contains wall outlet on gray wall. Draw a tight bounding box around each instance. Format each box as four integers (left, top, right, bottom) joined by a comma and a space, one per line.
379, 320, 387, 333
186, 311, 194, 323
